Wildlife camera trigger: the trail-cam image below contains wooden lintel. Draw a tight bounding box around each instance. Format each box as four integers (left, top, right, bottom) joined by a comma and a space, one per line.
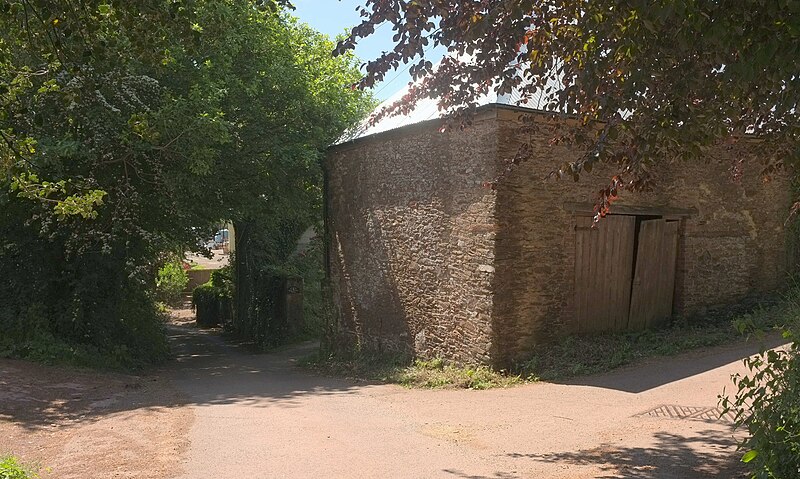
563, 202, 697, 218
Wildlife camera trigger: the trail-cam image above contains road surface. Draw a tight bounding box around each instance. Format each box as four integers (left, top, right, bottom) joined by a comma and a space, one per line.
167, 322, 766, 478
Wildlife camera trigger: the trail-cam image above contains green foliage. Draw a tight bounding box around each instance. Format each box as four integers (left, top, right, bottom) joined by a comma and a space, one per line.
230, 262, 292, 346
399, 358, 524, 390
721, 332, 800, 479
10, 173, 106, 219
720, 286, 800, 479
231, 225, 321, 348
222, 14, 373, 350
0, 186, 170, 368
301, 351, 525, 389
0, 456, 37, 479
0, 0, 372, 366
0, 279, 169, 369
192, 283, 221, 327
520, 295, 790, 381
231, 233, 333, 349
192, 268, 233, 328
280, 235, 327, 338
156, 256, 189, 306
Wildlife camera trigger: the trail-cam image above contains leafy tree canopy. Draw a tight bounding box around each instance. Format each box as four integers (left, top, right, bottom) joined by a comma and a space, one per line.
2, 0, 370, 251
0, 0, 372, 366
337, 0, 799, 208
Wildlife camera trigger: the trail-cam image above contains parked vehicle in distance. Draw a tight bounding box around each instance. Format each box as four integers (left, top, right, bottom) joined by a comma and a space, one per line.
213, 229, 229, 248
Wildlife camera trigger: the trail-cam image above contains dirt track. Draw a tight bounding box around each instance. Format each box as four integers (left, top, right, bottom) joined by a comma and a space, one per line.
2, 314, 781, 478
0, 359, 190, 479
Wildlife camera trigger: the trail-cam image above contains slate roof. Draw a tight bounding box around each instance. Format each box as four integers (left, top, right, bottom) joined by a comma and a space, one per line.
345, 56, 559, 142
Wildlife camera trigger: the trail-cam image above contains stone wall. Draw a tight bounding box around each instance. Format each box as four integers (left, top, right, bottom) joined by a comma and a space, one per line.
493, 107, 794, 365
327, 105, 794, 366
326, 113, 501, 363
186, 268, 214, 292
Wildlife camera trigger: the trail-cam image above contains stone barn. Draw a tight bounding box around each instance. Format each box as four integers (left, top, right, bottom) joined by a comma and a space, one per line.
324, 91, 795, 367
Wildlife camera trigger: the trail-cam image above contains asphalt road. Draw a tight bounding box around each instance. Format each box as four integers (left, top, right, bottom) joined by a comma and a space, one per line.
165, 322, 776, 478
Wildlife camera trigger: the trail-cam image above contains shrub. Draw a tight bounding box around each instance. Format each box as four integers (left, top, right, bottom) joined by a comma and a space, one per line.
0, 281, 169, 370
192, 283, 221, 327
192, 268, 232, 327
155, 256, 189, 305
0, 456, 37, 479
283, 238, 326, 338
721, 329, 800, 479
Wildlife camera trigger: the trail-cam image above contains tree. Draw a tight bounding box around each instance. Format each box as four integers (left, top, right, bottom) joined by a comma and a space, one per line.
0, 0, 371, 366
215, 18, 375, 346
336, 0, 800, 215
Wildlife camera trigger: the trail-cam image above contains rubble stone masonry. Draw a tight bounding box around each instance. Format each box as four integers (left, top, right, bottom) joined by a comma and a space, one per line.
326, 105, 795, 366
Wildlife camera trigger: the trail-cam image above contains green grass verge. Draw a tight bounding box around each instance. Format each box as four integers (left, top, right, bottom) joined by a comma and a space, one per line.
304, 289, 798, 389
0, 456, 38, 479
300, 353, 526, 389
400, 358, 525, 389
521, 293, 796, 381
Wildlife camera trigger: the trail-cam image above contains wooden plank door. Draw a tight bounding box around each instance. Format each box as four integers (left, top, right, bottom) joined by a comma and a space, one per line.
657, 221, 680, 321
628, 219, 679, 329
574, 215, 636, 333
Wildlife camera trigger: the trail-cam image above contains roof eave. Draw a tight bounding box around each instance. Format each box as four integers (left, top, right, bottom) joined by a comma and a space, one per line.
329, 103, 555, 154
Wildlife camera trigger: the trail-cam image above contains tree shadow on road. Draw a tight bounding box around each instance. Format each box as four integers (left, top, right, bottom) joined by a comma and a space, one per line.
0, 355, 189, 431
163, 322, 378, 408
441, 469, 520, 479
506, 429, 747, 479
0, 321, 374, 430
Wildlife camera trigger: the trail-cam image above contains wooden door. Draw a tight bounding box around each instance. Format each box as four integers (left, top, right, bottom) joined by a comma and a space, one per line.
628, 219, 679, 330
574, 215, 636, 333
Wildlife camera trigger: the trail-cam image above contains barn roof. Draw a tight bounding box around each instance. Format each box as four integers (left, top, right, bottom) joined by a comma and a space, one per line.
341, 56, 560, 143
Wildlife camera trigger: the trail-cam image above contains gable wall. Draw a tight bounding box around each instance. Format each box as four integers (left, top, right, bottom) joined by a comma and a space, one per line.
326, 115, 501, 363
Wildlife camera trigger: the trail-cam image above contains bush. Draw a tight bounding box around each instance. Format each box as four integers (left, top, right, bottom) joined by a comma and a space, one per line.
155, 256, 189, 305
283, 237, 326, 338
232, 235, 327, 348
192, 268, 232, 327
0, 456, 37, 479
721, 328, 800, 479
0, 288, 168, 371
0, 193, 171, 370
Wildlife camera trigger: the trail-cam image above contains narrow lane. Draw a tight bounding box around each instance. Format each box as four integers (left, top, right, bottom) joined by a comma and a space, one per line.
167, 322, 767, 478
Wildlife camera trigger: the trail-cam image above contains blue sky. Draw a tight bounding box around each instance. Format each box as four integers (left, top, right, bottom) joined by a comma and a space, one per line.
290, 0, 443, 101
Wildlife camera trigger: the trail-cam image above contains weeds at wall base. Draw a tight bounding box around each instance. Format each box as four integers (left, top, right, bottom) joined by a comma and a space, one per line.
300, 350, 528, 389
307, 291, 796, 389
518, 294, 792, 381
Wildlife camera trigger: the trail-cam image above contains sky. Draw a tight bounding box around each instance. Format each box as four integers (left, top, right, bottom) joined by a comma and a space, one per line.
290, 0, 444, 101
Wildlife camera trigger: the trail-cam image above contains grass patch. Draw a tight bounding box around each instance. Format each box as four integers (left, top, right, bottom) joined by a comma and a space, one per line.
518, 295, 793, 381
398, 358, 525, 389
0, 455, 38, 479
300, 352, 527, 389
